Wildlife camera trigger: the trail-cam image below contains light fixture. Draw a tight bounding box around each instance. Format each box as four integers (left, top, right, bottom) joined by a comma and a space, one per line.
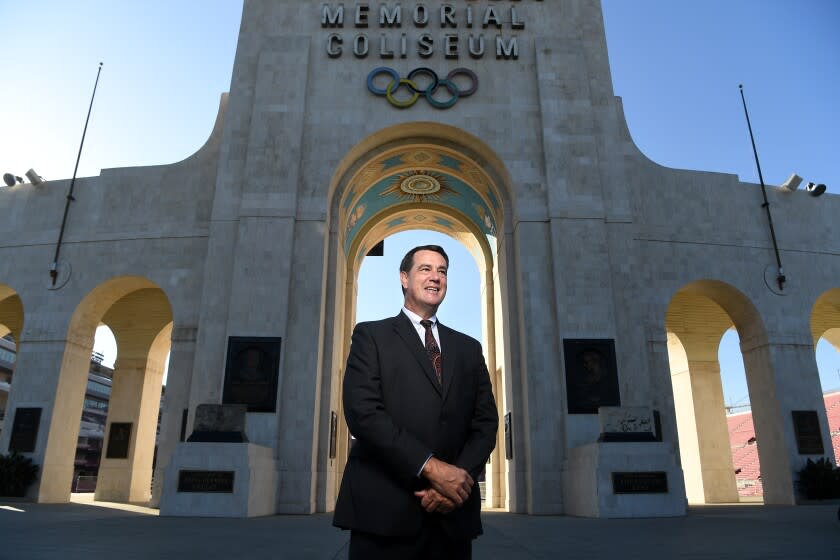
780, 173, 802, 192
806, 182, 826, 197
2, 173, 24, 187
25, 168, 44, 185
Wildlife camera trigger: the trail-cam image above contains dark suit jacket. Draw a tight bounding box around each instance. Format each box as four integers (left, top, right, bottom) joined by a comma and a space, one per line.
333, 311, 498, 539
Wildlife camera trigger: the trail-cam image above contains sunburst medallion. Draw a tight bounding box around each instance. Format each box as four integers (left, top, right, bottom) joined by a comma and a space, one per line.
380, 170, 459, 203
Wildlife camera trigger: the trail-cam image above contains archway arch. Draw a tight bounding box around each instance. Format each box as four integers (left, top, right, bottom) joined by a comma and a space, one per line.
0, 284, 24, 442
319, 123, 515, 512
810, 288, 840, 465
36, 276, 173, 503
665, 280, 771, 504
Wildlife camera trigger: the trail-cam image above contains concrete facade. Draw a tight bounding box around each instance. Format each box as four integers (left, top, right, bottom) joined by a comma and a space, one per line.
0, 1, 837, 517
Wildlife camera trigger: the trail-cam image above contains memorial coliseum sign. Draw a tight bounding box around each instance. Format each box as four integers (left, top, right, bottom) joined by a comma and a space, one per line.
321, 1, 543, 59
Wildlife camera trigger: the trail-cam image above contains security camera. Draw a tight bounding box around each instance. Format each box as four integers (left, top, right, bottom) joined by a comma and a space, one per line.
806, 182, 826, 197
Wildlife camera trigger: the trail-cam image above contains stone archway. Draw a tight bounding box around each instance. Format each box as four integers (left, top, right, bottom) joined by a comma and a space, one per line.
318, 123, 516, 512
29, 276, 173, 503
665, 280, 803, 505
810, 288, 840, 465
0, 284, 24, 441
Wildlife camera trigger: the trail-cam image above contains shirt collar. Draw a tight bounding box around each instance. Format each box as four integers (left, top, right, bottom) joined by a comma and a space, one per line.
402, 306, 438, 327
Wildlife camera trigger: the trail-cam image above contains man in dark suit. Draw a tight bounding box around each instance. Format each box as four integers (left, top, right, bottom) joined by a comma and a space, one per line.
334, 245, 499, 559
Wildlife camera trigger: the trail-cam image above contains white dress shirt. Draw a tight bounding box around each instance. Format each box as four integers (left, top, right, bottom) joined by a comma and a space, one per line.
401, 306, 442, 351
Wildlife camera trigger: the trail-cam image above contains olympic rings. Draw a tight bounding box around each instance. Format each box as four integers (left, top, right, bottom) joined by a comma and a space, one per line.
367, 67, 479, 109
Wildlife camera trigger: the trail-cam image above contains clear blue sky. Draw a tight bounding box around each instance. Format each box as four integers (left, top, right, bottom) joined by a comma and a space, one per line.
1, 1, 838, 401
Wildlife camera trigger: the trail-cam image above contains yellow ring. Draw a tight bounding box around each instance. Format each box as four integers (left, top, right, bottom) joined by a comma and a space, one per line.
386, 79, 420, 108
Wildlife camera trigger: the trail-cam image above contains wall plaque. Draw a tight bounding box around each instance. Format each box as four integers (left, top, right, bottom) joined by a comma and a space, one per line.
791, 410, 824, 455
9, 407, 41, 453
177, 470, 235, 493
222, 337, 281, 413
105, 422, 132, 459
612, 472, 668, 494
564, 339, 621, 414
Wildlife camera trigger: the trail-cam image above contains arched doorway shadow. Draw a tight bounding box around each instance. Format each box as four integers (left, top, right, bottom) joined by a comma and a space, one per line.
319, 123, 517, 512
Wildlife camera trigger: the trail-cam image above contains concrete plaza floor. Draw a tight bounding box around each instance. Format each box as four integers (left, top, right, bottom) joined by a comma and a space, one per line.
1, 495, 838, 559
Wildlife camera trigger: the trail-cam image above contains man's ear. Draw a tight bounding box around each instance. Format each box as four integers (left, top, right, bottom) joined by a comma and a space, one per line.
400, 270, 408, 289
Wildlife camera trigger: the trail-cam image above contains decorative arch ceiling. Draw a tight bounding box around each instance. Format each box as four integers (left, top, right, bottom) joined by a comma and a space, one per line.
340, 145, 502, 257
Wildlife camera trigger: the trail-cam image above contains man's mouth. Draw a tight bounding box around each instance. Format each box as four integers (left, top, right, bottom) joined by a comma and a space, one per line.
425, 287, 440, 293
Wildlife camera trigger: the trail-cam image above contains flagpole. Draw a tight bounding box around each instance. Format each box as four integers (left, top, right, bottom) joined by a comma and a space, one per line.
739, 84, 785, 292
51, 62, 103, 286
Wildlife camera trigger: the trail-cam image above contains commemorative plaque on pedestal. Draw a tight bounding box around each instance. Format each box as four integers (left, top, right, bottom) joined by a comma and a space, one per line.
562, 406, 687, 518
159, 404, 278, 518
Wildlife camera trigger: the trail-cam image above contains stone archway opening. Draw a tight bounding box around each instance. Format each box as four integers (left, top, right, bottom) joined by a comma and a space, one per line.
35, 277, 173, 504
0, 284, 24, 440
665, 281, 771, 505
811, 288, 840, 465
320, 124, 515, 513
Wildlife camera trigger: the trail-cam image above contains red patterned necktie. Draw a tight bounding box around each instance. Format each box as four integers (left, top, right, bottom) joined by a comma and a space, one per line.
420, 320, 442, 385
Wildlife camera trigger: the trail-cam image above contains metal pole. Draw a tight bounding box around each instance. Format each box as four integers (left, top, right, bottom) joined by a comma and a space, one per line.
51, 62, 104, 286
739, 84, 785, 291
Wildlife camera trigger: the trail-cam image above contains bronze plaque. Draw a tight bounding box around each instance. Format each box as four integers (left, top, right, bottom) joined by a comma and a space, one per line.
178, 470, 235, 493
792, 410, 824, 455
9, 407, 41, 453
564, 339, 621, 414
105, 422, 132, 459
222, 337, 281, 413
612, 472, 668, 494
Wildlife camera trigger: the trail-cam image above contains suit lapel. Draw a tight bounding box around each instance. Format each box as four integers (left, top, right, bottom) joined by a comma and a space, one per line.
392, 312, 442, 396
438, 322, 457, 403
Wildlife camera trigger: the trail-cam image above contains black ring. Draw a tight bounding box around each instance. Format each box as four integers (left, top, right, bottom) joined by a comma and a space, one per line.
446, 68, 478, 97
407, 67, 439, 94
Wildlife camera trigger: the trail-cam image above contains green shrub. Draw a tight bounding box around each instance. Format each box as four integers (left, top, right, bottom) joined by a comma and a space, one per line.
796, 457, 840, 500
0, 450, 39, 497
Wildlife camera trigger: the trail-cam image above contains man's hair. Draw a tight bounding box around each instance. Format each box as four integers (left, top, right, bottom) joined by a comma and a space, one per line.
399, 245, 450, 295
399, 245, 450, 273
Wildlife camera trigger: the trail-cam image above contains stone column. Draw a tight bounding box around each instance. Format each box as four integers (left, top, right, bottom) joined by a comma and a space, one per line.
683, 359, 738, 503
513, 221, 566, 514
151, 326, 197, 506
741, 334, 833, 504
95, 353, 165, 503
0, 333, 91, 503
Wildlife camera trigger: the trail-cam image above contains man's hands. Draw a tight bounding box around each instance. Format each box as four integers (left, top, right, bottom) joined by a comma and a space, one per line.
421, 457, 474, 507
414, 488, 456, 514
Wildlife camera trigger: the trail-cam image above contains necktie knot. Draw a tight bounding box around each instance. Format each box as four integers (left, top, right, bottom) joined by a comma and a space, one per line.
420, 319, 433, 330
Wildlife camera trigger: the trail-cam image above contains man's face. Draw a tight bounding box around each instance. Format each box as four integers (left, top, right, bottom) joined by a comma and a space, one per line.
401, 250, 448, 318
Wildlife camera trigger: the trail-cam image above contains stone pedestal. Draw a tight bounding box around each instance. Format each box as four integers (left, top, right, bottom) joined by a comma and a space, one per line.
562, 442, 687, 518
159, 442, 277, 517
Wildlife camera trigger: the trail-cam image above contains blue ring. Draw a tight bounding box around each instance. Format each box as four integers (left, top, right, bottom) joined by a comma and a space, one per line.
425, 80, 459, 109
367, 67, 400, 96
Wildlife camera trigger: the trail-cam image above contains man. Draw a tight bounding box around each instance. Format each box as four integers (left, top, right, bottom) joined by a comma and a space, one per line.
334, 245, 499, 559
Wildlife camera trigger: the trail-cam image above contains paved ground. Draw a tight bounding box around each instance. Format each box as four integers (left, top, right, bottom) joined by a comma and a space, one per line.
1, 496, 838, 559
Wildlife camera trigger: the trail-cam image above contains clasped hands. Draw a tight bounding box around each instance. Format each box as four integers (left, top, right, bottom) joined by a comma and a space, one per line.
414, 457, 474, 514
